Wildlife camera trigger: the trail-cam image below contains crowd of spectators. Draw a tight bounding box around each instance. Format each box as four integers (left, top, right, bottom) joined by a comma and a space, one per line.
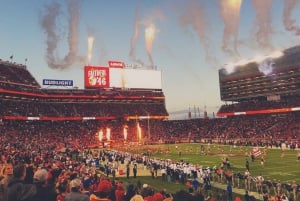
0, 142, 263, 201
0, 99, 167, 118
218, 96, 300, 114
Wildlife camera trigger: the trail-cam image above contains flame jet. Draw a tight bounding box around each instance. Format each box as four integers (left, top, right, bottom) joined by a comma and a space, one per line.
220, 0, 242, 57
145, 23, 157, 69
87, 36, 94, 64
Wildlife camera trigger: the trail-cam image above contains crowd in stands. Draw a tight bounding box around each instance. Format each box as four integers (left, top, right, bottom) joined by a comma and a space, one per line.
0, 138, 299, 201
0, 99, 167, 118
218, 96, 300, 114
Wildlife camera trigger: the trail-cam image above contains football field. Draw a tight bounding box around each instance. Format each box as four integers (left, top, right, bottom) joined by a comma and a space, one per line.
119, 143, 300, 184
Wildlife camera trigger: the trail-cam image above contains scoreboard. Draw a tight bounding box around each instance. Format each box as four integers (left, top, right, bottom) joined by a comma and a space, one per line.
84, 65, 162, 90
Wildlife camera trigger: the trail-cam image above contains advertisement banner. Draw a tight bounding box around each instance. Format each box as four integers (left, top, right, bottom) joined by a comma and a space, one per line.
84, 66, 110, 88
108, 60, 124, 68
43, 79, 73, 87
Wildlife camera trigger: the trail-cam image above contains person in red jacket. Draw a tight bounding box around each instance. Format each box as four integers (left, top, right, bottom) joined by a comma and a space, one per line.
90, 179, 112, 201
115, 182, 125, 201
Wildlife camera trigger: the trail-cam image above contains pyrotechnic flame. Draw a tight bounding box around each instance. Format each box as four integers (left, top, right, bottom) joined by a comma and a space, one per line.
137, 122, 142, 141
145, 23, 157, 68
87, 36, 94, 64
145, 23, 156, 53
229, 0, 242, 7
106, 127, 111, 141
98, 129, 103, 141
121, 69, 126, 88
123, 126, 128, 140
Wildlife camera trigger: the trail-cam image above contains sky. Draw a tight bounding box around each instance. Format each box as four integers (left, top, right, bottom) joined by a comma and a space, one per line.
1, 0, 300, 120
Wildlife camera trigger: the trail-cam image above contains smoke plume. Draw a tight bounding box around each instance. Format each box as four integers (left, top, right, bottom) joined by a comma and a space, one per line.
219, 0, 242, 57
179, 0, 215, 63
129, 5, 145, 67
41, 0, 82, 69
283, 0, 300, 35
251, 0, 273, 50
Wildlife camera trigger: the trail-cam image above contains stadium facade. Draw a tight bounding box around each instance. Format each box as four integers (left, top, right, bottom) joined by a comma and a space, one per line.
0, 59, 168, 145
217, 45, 300, 117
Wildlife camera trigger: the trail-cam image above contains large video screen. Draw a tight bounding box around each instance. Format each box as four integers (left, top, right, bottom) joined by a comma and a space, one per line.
84, 66, 162, 89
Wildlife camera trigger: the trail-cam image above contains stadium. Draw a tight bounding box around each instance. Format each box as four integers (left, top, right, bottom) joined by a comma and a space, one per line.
0, 45, 300, 201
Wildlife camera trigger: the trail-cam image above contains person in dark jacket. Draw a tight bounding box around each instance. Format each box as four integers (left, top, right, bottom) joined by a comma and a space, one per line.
4, 163, 35, 201
29, 168, 57, 201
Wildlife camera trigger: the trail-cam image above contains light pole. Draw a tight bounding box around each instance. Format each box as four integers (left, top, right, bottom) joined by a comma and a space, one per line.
147, 114, 150, 141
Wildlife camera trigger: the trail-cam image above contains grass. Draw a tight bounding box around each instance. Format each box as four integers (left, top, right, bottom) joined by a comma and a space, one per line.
126, 143, 300, 184
111, 143, 300, 200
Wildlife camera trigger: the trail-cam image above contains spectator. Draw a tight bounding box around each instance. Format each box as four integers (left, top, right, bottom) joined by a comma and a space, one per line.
64, 178, 89, 201
30, 168, 57, 201
152, 192, 164, 201
115, 182, 125, 201
82, 177, 92, 197
235, 196, 242, 201
90, 179, 112, 201
56, 180, 68, 201
130, 194, 144, 201
0, 165, 13, 201
124, 184, 136, 201
227, 183, 233, 201
4, 163, 35, 201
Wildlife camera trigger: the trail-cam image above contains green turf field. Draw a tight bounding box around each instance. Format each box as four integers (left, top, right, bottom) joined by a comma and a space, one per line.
112, 143, 300, 200
120, 143, 300, 184
145, 143, 299, 183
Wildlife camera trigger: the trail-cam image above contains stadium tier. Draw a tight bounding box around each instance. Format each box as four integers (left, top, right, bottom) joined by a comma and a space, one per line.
0, 59, 299, 146
217, 45, 300, 117
0, 61, 169, 122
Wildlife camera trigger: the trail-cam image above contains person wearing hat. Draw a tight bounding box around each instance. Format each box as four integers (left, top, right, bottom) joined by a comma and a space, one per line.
30, 168, 57, 201
90, 179, 112, 201
64, 178, 89, 201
